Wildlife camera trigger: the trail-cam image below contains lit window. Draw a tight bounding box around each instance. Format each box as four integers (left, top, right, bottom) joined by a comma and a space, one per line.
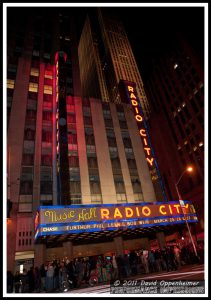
199, 142, 203, 147
199, 82, 204, 89
7, 79, 15, 89
65, 36, 70, 41
193, 88, 198, 94
44, 70, 53, 79
182, 102, 186, 107
184, 140, 188, 145
30, 68, 39, 77
44, 53, 51, 59
177, 145, 181, 150
44, 85, 52, 95
177, 107, 181, 112
193, 146, 198, 151
33, 50, 39, 57
173, 111, 177, 117
174, 63, 178, 69
20, 264, 24, 274
29, 82, 38, 92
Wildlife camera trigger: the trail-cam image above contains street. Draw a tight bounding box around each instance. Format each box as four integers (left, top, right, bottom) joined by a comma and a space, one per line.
67, 264, 204, 294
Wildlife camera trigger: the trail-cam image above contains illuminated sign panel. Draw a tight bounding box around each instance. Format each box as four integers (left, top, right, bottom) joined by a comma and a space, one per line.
34, 201, 198, 239
120, 81, 154, 167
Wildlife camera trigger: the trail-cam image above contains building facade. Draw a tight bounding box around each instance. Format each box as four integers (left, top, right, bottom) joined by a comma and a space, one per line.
145, 35, 204, 237
6, 8, 197, 273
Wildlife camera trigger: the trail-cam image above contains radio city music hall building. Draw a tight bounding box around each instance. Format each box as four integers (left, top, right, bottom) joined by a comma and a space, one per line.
6, 7, 199, 273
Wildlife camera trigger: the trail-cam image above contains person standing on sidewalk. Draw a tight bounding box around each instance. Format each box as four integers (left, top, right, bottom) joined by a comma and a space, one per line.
111, 254, 118, 280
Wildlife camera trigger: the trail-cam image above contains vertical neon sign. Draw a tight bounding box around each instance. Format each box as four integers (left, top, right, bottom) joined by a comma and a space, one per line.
119, 80, 168, 202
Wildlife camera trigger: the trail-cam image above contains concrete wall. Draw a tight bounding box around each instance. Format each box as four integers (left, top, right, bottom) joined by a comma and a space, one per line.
91, 98, 116, 203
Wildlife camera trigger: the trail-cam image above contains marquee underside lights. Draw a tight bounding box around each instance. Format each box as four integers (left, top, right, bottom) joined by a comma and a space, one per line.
34, 201, 198, 240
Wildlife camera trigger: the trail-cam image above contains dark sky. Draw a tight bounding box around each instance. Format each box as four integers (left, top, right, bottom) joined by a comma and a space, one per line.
7, 5, 204, 79
73, 6, 204, 79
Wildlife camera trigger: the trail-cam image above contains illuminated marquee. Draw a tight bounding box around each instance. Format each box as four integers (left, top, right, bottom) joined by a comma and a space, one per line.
34, 201, 198, 240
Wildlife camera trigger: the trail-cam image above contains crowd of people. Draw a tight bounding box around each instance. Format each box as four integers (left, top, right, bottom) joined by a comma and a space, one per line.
7, 242, 204, 293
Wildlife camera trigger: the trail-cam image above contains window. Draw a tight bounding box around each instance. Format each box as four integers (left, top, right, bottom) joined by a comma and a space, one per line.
103, 110, 112, 119
123, 138, 132, 148
67, 114, 76, 124
21, 167, 33, 181
20, 181, 33, 194
91, 194, 102, 203
32, 50, 39, 57
23, 140, 35, 154
43, 93, 52, 102
107, 137, 116, 147
41, 155, 52, 166
43, 101, 52, 110
68, 156, 79, 167
7, 88, 14, 97
22, 154, 34, 165
88, 157, 98, 169
43, 111, 52, 121
30, 68, 39, 77
70, 172, 80, 182
29, 75, 39, 83
116, 104, 124, 112
104, 118, 113, 128
134, 193, 144, 202
67, 104, 75, 113
44, 70, 53, 79
28, 91, 38, 101
82, 98, 90, 107
26, 110, 36, 121
40, 167, 52, 181
116, 193, 127, 203
24, 129, 35, 140
27, 99, 37, 110
119, 120, 128, 129
117, 111, 125, 120
68, 133, 77, 144
29, 82, 38, 93
7, 79, 15, 89
70, 182, 81, 194
42, 130, 52, 142
127, 159, 137, 169
131, 177, 142, 193
44, 78, 52, 86
86, 145, 96, 154
70, 194, 81, 204
114, 175, 125, 193
44, 85, 52, 95
40, 181, 52, 194
90, 182, 101, 194
84, 116, 92, 126
67, 96, 75, 105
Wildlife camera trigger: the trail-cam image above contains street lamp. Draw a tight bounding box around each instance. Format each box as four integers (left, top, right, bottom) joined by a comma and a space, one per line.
175, 166, 198, 258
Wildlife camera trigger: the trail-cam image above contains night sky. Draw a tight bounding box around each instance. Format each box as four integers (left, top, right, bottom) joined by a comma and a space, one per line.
7, 5, 204, 80
69, 5, 204, 80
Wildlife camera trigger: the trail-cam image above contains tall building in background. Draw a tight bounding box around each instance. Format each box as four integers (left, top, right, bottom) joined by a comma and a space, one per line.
79, 9, 150, 117
145, 35, 204, 237
78, 9, 166, 203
